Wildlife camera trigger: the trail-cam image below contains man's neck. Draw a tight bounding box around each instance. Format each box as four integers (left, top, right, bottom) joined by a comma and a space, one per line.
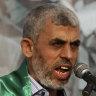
27, 58, 58, 96
27, 58, 39, 81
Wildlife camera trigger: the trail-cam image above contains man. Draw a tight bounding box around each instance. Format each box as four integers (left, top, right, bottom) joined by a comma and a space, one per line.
0, 3, 80, 96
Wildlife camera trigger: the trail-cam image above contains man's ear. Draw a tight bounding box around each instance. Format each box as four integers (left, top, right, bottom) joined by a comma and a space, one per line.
21, 38, 34, 58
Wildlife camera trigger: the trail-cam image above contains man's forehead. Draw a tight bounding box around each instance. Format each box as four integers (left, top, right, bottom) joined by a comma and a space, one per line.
44, 18, 68, 28
38, 18, 80, 42
38, 27, 79, 44
44, 18, 79, 31
44, 18, 56, 27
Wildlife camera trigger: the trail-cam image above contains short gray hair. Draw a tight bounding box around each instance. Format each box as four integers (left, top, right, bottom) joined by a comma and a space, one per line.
23, 3, 79, 43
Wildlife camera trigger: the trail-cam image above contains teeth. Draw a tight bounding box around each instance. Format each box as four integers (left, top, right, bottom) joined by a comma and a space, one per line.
61, 67, 69, 70
56, 71, 66, 75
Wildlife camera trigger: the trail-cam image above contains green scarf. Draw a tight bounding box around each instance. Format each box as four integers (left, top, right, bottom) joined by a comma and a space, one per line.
0, 59, 31, 96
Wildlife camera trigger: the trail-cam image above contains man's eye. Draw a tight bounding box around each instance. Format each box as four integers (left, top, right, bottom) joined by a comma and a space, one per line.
52, 43, 63, 49
71, 43, 80, 48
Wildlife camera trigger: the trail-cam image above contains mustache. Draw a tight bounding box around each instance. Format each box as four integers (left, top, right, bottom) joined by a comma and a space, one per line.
45, 58, 72, 78
53, 58, 72, 69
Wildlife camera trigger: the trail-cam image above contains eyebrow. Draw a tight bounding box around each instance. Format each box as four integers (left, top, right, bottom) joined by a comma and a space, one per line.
49, 38, 66, 45
49, 38, 80, 45
70, 40, 80, 46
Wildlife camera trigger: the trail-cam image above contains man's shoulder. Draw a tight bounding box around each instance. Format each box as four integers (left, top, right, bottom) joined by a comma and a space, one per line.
0, 68, 19, 84
0, 71, 14, 79
0, 67, 26, 96
0, 59, 31, 96
0, 71, 16, 96
0, 71, 15, 82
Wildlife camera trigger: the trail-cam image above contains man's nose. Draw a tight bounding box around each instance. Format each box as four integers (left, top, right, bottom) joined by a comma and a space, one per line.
60, 45, 72, 60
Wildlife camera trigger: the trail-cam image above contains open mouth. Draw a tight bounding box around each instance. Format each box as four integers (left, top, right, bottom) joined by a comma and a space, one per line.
54, 64, 72, 80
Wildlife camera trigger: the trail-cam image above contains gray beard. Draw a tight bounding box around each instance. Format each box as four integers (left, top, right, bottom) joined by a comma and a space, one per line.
31, 59, 67, 90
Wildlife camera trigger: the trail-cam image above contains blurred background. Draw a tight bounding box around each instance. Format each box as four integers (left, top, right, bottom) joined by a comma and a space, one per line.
0, 0, 96, 96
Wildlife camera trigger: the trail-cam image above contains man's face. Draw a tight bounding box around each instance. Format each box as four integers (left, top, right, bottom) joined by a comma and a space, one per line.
31, 19, 80, 89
